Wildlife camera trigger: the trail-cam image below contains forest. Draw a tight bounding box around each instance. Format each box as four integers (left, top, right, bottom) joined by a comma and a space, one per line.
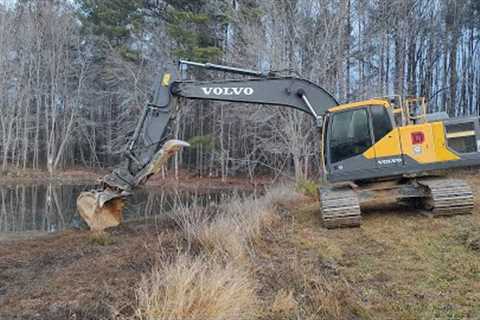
0, 0, 479, 180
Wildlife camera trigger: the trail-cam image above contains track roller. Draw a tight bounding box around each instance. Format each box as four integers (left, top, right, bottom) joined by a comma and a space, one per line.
418, 178, 474, 217
318, 187, 361, 228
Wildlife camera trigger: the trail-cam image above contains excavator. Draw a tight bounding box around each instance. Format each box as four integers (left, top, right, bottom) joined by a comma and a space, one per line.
77, 60, 478, 230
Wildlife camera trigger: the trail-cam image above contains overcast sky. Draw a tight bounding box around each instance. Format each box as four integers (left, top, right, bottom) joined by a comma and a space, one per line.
0, 0, 15, 8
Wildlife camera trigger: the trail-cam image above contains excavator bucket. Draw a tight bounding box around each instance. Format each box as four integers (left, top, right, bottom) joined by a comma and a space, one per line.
77, 190, 126, 231
77, 139, 190, 231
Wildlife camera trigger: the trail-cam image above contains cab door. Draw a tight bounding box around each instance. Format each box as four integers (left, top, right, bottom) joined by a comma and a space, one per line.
326, 107, 378, 181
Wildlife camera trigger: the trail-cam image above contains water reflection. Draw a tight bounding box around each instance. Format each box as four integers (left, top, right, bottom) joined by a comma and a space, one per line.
0, 183, 244, 233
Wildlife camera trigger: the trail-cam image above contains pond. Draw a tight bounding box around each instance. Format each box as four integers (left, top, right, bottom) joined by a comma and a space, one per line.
0, 183, 251, 234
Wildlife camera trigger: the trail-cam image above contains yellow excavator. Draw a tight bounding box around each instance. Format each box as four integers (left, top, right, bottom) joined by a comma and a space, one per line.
77, 60, 477, 230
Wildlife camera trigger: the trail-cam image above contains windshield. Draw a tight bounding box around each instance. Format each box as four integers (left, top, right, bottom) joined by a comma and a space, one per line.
329, 108, 372, 163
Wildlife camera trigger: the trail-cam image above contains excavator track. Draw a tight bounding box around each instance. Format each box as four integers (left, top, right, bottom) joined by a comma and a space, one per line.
318, 187, 361, 228
418, 178, 474, 217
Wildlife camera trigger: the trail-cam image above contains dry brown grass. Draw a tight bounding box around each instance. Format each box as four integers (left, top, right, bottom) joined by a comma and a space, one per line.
136, 185, 373, 320
195, 213, 249, 261
167, 186, 295, 261
287, 173, 480, 320
271, 289, 297, 317
297, 274, 370, 320
135, 254, 258, 320
130, 177, 480, 320
135, 185, 300, 320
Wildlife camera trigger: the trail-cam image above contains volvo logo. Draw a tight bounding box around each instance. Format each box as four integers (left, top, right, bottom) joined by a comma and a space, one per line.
377, 158, 402, 165
201, 87, 254, 96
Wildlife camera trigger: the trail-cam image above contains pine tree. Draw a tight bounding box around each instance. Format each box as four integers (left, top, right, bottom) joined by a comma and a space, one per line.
163, 1, 228, 62
76, 0, 144, 60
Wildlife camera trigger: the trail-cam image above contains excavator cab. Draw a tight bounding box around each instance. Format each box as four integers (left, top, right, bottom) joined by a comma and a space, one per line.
323, 100, 399, 183
322, 96, 465, 184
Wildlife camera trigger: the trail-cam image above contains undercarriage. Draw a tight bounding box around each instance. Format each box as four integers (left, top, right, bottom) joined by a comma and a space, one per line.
318, 177, 474, 229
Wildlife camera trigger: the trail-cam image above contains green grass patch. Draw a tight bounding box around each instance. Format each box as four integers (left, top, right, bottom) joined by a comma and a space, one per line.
295, 179, 318, 198
88, 232, 114, 246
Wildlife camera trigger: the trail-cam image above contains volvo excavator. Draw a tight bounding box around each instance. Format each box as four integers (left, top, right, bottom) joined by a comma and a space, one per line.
77, 60, 478, 231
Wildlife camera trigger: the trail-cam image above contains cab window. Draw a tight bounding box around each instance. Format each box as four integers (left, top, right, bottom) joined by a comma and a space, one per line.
329, 108, 372, 163
370, 106, 393, 142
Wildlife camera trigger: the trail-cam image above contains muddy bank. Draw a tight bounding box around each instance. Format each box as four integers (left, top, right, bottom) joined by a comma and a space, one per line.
0, 168, 275, 191
0, 169, 101, 185
0, 221, 178, 319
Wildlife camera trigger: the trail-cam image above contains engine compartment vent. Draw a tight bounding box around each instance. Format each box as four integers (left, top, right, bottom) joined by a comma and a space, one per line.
444, 120, 478, 154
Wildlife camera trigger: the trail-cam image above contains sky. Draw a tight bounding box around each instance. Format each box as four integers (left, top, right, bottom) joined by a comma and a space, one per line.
0, 0, 15, 8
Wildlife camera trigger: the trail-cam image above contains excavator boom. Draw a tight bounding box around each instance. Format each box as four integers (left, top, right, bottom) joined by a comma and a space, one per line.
77, 61, 338, 231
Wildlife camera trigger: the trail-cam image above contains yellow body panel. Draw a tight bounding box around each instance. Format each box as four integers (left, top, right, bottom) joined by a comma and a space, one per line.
430, 122, 460, 162
364, 122, 459, 164
363, 129, 403, 159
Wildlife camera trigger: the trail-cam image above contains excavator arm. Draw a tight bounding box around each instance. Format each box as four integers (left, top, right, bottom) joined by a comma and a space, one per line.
77, 60, 338, 231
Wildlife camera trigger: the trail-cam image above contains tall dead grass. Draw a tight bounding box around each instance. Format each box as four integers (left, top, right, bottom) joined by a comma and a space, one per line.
168, 185, 298, 261
135, 254, 257, 320
134, 185, 300, 320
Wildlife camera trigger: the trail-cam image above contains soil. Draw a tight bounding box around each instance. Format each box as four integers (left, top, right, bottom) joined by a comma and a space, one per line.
0, 220, 180, 320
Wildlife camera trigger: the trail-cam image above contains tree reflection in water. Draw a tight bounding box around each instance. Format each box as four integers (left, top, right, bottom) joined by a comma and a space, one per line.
0, 183, 241, 234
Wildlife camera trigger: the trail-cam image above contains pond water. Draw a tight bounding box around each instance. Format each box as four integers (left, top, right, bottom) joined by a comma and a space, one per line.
0, 183, 250, 234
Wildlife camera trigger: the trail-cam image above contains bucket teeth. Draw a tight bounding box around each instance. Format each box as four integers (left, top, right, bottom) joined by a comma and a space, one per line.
319, 187, 361, 228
